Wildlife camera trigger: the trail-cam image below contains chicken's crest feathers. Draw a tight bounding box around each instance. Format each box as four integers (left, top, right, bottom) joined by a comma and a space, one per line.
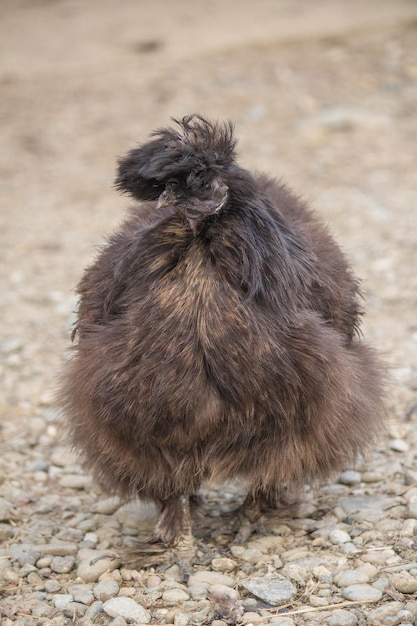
115, 115, 236, 201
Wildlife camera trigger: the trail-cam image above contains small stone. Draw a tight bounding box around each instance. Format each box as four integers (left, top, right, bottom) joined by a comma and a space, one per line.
165, 564, 183, 581
63, 602, 87, 617
50, 555, 75, 573
361, 471, 384, 483
341, 584, 382, 602
67, 584, 94, 605
85, 600, 104, 619
407, 501, 417, 519
44, 580, 62, 593
208, 584, 242, 619
36, 543, 77, 556
103, 597, 151, 623
188, 570, 235, 587
110, 618, 128, 626
389, 438, 409, 452
241, 611, 263, 624
162, 588, 190, 602
241, 576, 297, 605
188, 584, 208, 600
329, 529, 351, 544
211, 557, 238, 572
338, 470, 361, 485
270, 618, 295, 626
1, 337, 23, 353
52, 594, 74, 610
391, 572, 417, 594
77, 550, 121, 582
367, 602, 405, 625
327, 608, 357, 626
401, 519, 417, 537
93, 579, 120, 601
92, 497, 122, 515
59, 474, 91, 489
174, 613, 190, 626
338, 496, 396, 522
335, 569, 369, 587
360, 548, 396, 565
146, 574, 162, 588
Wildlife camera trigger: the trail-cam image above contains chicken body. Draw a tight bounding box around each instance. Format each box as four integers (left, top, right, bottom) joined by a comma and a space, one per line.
60, 116, 383, 575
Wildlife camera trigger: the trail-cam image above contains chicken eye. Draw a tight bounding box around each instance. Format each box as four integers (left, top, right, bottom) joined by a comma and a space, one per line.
167, 178, 179, 189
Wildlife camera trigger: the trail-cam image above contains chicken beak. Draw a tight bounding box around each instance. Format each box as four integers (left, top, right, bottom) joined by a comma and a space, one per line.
156, 189, 169, 209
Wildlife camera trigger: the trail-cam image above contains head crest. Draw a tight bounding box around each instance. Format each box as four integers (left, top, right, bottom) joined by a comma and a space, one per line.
115, 115, 237, 200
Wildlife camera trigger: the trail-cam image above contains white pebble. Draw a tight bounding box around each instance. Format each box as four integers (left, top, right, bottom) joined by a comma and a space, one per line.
103, 597, 151, 623
188, 570, 235, 587
390, 438, 409, 452
329, 529, 351, 544
162, 588, 190, 603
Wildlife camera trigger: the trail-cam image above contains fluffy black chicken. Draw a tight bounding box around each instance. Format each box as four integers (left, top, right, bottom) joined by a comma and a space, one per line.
60, 115, 383, 578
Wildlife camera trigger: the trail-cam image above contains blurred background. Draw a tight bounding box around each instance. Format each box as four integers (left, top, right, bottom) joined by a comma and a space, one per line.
1, 0, 417, 446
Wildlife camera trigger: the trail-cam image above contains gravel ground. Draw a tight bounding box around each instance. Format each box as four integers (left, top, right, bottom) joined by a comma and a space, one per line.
1, 1, 417, 624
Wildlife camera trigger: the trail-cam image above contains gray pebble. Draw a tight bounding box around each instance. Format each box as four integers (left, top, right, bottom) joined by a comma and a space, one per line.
85, 600, 104, 619
407, 501, 417, 520
241, 576, 297, 605
341, 584, 382, 602
51, 555, 75, 573
187, 584, 208, 600
44, 579, 62, 593
63, 602, 87, 617
338, 470, 361, 485
52, 593, 74, 610
110, 618, 128, 626
77, 550, 121, 582
67, 583, 94, 605
103, 597, 151, 623
335, 569, 369, 587
337, 495, 396, 522
93, 578, 120, 600
327, 609, 357, 626
110, 616, 127, 626
188, 570, 235, 587
1, 337, 23, 354
270, 618, 295, 626
270, 618, 295, 625
367, 602, 404, 625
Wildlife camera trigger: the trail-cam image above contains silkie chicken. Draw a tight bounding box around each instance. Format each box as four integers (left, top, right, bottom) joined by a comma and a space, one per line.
60, 115, 383, 580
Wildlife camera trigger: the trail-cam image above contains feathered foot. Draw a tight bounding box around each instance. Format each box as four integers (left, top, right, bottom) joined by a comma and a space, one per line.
233, 489, 300, 545
123, 494, 197, 581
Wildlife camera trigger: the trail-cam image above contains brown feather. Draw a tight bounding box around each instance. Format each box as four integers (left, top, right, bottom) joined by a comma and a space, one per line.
58, 114, 384, 554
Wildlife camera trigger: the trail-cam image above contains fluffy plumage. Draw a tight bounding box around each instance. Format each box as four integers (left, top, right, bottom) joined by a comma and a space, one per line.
60, 114, 383, 573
